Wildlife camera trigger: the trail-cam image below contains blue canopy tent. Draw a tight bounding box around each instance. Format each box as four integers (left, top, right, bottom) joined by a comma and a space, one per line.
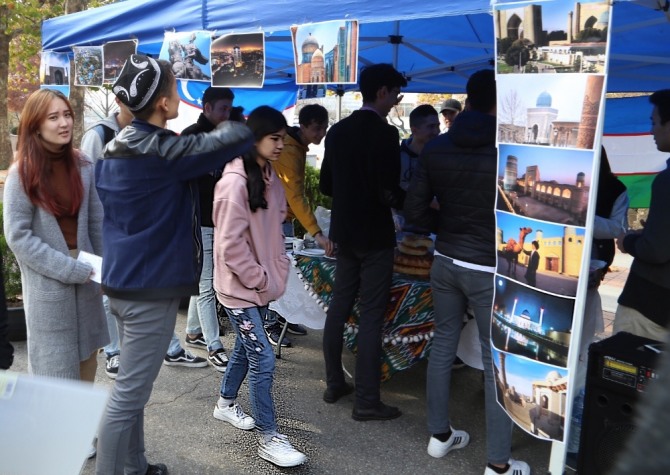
40, 1, 670, 473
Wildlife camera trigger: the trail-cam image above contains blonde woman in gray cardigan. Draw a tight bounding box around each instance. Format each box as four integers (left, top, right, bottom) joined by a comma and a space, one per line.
3, 89, 108, 381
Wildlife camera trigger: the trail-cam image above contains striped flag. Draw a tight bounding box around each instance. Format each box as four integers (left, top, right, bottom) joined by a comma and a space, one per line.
602, 95, 666, 208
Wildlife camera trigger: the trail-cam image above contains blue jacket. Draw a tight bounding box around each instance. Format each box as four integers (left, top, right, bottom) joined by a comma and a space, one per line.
95, 118, 253, 300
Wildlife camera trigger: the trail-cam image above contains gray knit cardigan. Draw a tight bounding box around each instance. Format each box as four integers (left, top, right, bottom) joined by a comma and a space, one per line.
3, 156, 108, 379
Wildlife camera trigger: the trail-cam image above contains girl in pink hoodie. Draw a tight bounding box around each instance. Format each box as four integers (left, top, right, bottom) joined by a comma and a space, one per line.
211, 106, 306, 468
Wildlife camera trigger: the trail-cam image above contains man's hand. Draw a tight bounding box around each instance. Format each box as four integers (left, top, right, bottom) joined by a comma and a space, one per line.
616, 232, 627, 253
315, 232, 334, 257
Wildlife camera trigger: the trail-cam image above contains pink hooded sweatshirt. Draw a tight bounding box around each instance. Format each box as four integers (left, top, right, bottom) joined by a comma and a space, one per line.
212, 157, 290, 309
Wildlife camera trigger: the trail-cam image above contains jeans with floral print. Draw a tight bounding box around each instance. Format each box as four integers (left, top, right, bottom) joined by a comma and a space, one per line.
220, 305, 277, 434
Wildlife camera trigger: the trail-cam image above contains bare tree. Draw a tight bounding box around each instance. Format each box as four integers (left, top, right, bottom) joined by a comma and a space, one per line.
83, 87, 118, 129
499, 89, 526, 127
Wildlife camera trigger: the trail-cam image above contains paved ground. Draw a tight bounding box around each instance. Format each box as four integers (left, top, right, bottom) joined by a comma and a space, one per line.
7, 254, 630, 475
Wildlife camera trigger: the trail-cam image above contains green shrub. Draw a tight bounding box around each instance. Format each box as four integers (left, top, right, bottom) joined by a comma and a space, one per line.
293, 164, 332, 238
0, 202, 23, 302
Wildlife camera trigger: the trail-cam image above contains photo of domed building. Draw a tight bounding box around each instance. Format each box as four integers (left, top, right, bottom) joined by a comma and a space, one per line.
291, 20, 359, 84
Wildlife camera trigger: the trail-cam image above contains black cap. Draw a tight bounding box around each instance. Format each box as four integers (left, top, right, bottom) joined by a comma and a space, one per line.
112, 54, 162, 113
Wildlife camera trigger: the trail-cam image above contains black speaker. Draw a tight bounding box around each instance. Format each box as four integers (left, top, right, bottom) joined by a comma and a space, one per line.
577, 331, 663, 474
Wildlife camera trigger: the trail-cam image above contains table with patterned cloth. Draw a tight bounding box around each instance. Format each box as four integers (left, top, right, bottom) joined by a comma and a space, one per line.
293, 255, 436, 381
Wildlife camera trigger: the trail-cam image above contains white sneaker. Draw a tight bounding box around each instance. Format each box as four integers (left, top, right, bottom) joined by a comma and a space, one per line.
213, 399, 255, 430
87, 443, 97, 459
483, 458, 531, 475
427, 428, 470, 458
258, 433, 307, 468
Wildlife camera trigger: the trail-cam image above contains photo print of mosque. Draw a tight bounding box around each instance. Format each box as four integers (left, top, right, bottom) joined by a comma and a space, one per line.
498, 143, 592, 226
496, 211, 584, 298
291, 20, 359, 85
492, 347, 567, 441
495, 1, 610, 74
492, 275, 575, 367
40, 51, 71, 86
210, 33, 265, 88
497, 73, 604, 150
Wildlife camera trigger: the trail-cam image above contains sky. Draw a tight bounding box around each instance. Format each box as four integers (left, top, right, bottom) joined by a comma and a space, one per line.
492, 346, 565, 396
497, 73, 594, 122
212, 33, 264, 52
496, 210, 586, 244
498, 143, 594, 186
293, 20, 352, 65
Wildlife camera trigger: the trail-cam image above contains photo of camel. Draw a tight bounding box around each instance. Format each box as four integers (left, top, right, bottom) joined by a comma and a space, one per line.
497, 143, 593, 226
496, 211, 584, 297
492, 347, 568, 442
492, 275, 575, 367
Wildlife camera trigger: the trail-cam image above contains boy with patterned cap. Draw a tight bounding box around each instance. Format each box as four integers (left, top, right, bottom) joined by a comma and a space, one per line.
94, 54, 253, 475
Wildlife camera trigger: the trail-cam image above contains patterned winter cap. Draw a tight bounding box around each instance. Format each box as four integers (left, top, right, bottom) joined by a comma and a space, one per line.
112, 54, 162, 113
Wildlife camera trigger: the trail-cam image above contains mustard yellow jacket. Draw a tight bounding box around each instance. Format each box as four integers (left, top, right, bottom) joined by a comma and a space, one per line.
271, 127, 321, 236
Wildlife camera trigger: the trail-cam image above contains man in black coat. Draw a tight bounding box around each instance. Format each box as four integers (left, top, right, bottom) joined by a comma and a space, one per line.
319, 63, 406, 421
524, 241, 540, 287
404, 70, 530, 475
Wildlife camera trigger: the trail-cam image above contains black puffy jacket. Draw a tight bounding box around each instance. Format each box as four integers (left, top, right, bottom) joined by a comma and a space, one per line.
404, 110, 497, 267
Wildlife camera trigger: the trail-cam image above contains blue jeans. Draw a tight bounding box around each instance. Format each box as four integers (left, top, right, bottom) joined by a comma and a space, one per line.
103, 295, 120, 357
220, 305, 276, 435
427, 255, 512, 465
186, 227, 223, 352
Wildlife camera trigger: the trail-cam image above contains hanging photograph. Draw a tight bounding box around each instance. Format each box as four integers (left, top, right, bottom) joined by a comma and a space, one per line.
291, 19, 359, 85
498, 73, 604, 150
495, 1, 610, 74
492, 275, 575, 367
40, 51, 71, 87
39, 85, 70, 98
210, 32, 265, 88
103, 40, 138, 84
159, 31, 212, 81
73, 46, 104, 87
498, 143, 593, 226
496, 212, 584, 298
492, 347, 568, 441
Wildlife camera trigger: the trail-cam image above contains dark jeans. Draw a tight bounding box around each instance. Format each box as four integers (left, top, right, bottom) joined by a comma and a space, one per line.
0, 256, 14, 370
322, 245, 394, 409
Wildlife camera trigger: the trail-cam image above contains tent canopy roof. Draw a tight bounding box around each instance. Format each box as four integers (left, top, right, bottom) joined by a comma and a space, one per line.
42, 0, 670, 93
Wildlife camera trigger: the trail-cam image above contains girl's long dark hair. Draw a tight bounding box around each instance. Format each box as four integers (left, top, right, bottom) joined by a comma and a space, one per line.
242, 106, 287, 212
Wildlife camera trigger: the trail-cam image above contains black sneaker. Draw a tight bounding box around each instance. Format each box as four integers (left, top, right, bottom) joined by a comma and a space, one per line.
265, 323, 292, 347
145, 463, 168, 475
208, 349, 229, 373
185, 333, 207, 349
277, 315, 307, 336
163, 349, 208, 368
105, 354, 120, 379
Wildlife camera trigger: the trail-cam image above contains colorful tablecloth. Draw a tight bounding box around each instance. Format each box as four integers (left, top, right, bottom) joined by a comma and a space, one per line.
293, 255, 435, 381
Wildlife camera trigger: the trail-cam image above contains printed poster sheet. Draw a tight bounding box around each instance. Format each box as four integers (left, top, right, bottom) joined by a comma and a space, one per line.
492, 0, 611, 443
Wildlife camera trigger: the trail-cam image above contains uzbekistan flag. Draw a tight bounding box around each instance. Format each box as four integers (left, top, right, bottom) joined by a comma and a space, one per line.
602, 95, 666, 208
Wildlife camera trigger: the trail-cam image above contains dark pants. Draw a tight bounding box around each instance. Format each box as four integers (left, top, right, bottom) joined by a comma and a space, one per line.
322, 245, 393, 409
0, 255, 14, 370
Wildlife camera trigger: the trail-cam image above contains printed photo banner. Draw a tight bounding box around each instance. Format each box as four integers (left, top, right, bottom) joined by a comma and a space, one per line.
73, 46, 103, 87
210, 32, 265, 88
492, 0, 611, 444
159, 31, 212, 82
103, 40, 138, 84
40, 51, 71, 88
291, 19, 359, 85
